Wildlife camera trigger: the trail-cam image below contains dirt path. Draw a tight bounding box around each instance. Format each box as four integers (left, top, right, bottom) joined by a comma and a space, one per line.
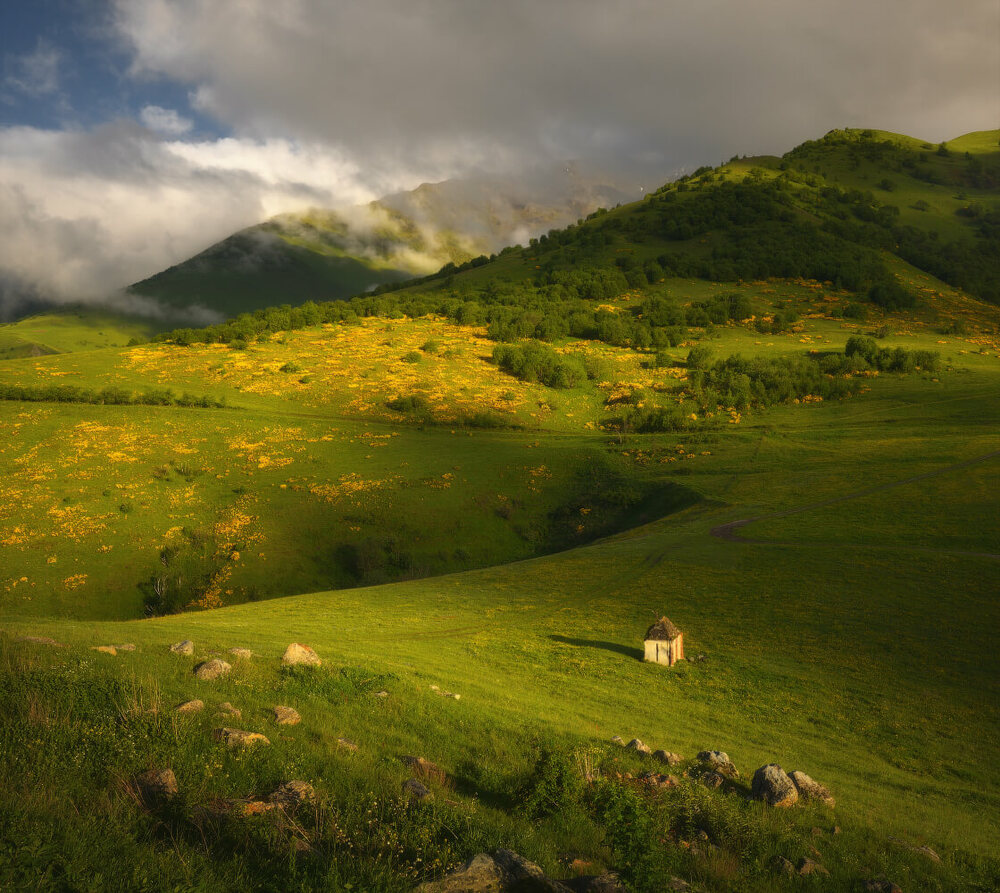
710, 449, 1000, 559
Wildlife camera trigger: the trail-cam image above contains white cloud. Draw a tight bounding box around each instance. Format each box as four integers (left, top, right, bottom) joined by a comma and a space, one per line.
4, 39, 60, 96
0, 124, 389, 312
139, 104, 193, 136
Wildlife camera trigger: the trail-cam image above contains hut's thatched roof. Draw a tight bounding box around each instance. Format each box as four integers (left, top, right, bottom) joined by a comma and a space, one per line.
645, 616, 681, 641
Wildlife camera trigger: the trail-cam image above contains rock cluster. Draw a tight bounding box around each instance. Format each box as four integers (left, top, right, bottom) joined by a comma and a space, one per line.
416, 849, 626, 892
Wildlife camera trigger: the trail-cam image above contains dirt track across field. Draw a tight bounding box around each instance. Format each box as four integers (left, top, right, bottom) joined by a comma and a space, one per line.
710, 449, 1000, 559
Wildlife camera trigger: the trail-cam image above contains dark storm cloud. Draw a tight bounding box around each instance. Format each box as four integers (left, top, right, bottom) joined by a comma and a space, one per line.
116, 0, 999, 173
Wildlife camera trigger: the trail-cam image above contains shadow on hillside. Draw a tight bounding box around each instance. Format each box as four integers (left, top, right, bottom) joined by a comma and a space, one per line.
549, 635, 643, 661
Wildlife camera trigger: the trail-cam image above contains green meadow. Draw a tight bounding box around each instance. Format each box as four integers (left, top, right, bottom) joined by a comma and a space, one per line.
0, 128, 998, 891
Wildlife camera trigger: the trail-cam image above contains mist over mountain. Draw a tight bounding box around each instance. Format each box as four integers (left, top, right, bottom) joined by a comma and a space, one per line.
125, 161, 646, 319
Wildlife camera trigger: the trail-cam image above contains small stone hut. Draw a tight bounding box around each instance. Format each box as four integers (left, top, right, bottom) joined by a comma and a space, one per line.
644, 616, 684, 666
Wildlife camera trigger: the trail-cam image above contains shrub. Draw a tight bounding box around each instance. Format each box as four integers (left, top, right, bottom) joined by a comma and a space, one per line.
686, 345, 713, 369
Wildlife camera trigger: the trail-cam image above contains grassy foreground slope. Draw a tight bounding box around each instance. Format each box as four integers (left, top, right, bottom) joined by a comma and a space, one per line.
0, 128, 998, 891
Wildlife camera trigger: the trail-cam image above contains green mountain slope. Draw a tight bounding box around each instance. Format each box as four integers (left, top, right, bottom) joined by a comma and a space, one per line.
127, 164, 636, 319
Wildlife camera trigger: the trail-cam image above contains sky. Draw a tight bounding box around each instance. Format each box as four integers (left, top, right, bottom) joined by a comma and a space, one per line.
1, 0, 998, 315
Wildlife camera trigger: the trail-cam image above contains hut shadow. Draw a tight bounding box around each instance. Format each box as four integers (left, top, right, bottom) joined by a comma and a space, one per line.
548, 635, 643, 661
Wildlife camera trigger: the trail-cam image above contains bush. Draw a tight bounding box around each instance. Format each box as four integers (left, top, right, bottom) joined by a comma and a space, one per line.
492, 342, 586, 389
686, 345, 713, 369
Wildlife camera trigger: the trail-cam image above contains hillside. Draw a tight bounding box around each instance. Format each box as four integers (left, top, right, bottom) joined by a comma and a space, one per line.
0, 128, 998, 892
126, 163, 636, 320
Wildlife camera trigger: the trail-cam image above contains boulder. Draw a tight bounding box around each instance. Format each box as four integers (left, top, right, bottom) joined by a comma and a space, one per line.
625, 739, 651, 754
194, 659, 231, 681
175, 699, 204, 715
416, 853, 502, 892
752, 764, 798, 807
115, 643, 137, 652
282, 643, 321, 667
796, 858, 829, 876
402, 756, 447, 783
212, 727, 270, 748
402, 778, 432, 801
273, 705, 301, 725
610, 736, 624, 746
697, 750, 738, 777
789, 770, 835, 807
91, 645, 117, 655
169, 640, 194, 655
229, 648, 252, 660
374, 690, 389, 698
135, 768, 178, 801
653, 750, 682, 766
217, 702, 241, 717
270, 780, 316, 807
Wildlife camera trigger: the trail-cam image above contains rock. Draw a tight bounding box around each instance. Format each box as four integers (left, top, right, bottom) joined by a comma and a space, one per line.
19, 636, 64, 647
273, 705, 301, 725
282, 643, 321, 667
913, 845, 941, 863
169, 640, 194, 655
697, 750, 738, 777
666, 879, 691, 892
91, 645, 117, 655
625, 738, 651, 754
701, 771, 726, 789
416, 853, 500, 892
752, 764, 799, 807
402, 755, 447, 783
864, 878, 902, 893
610, 735, 624, 746
270, 780, 316, 807
402, 778, 432, 801
175, 699, 204, 715
135, 768, 178, 801
563, 874, 626, 893
229, 647, 252, 660
217, 702, 241, 717
337, 737, 359, 752
374, 690, 389, 698
789, 770, 836, 807
797, 857, 828, 876
639, 771, 679, 789
652, 750, 682, 766
212, 727, 270, 748
770, 856, 796, 876
115, 643, 137, 652
194, 659, 231, 681
442, 691, 461, 700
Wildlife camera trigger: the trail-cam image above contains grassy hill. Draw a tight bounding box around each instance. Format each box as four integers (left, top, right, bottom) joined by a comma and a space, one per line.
0, 309, 156, 360
0, 128, 998, 892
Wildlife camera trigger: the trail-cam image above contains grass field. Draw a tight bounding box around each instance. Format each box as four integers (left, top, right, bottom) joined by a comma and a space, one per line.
1, 129, 998, 891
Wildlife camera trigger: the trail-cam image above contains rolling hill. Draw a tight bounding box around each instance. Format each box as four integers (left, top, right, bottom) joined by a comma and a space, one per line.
0, 128, 998, 892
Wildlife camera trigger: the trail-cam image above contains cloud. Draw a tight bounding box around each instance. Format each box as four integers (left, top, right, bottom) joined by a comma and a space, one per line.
111, 0, 1000, 173
0, 123, 383, 315
139, 104, 193, 135
4, 39, 61, 97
